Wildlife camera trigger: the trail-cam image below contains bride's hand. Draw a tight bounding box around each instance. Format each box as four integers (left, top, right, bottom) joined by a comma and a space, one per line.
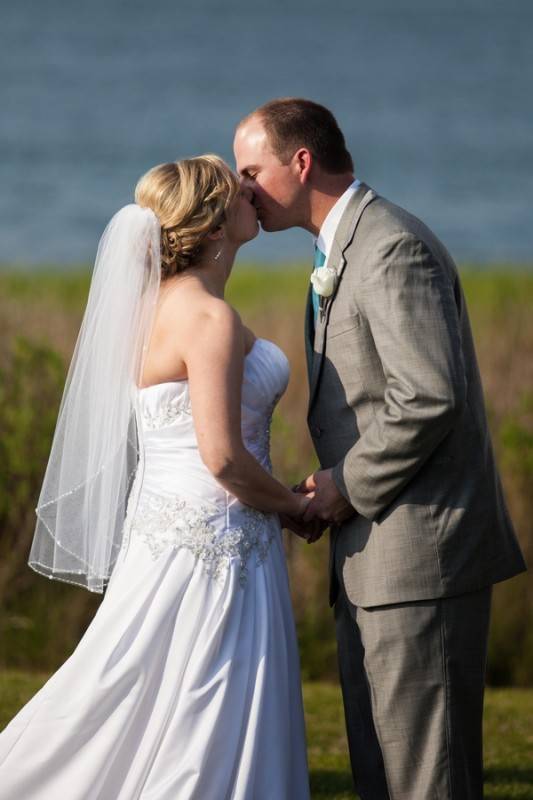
280, 511, 327, 544
280, 493, 327, 544
291, 491, 313, 519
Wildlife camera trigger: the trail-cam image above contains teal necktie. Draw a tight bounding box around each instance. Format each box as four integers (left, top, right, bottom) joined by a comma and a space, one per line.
312, 244, 326, 321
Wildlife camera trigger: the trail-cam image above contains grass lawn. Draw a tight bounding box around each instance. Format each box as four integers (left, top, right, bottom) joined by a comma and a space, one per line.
0, 672, 531, 798
303, 683, 533, 799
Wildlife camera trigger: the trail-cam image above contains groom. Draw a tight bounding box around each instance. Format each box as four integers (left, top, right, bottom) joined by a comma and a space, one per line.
234, 98, 526, 799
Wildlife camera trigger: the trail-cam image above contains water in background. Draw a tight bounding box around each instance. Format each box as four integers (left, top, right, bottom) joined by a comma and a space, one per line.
1, 0, 532, 268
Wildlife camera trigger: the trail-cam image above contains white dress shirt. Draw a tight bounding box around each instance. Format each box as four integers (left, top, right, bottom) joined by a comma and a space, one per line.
315, 178, 361, 266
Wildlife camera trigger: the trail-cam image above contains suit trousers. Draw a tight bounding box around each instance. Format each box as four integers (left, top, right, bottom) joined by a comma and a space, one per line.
335, 583, 492, 799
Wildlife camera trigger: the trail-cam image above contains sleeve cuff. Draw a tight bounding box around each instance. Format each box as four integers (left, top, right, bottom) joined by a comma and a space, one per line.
331, 459, 350, 503
331, 459, 376, 522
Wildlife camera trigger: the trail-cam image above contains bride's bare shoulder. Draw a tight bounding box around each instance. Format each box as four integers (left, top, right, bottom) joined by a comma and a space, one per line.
160, 281, 243, 349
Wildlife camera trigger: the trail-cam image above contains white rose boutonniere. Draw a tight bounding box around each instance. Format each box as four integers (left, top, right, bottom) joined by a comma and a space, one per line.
311, 265, 337, 321
310, 265, 337, 298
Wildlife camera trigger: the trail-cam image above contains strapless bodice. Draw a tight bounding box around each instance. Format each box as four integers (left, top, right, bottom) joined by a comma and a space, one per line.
131, 338, 290, 515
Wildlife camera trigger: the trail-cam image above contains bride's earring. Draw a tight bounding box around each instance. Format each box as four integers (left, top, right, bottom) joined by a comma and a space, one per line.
213, 237, 224, 262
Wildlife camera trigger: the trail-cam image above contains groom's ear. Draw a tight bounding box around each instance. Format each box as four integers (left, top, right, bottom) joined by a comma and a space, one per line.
293, 148, 313, 183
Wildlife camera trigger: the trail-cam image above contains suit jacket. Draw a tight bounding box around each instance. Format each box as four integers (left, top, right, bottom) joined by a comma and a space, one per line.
305, 182, 527, 608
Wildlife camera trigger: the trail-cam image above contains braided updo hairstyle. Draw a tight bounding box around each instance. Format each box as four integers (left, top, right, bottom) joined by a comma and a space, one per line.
135, 155, 240, 278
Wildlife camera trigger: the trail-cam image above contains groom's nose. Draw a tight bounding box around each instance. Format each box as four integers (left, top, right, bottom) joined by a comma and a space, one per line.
239, 173, 255, 190
240, 183, 257, 206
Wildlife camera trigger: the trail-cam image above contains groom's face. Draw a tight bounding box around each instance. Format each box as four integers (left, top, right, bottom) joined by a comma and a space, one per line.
233, 118, 303, 232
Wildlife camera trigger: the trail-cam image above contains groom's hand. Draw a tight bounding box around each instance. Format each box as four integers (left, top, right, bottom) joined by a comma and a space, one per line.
298, 469, 355, 525
279, 512, 327, 544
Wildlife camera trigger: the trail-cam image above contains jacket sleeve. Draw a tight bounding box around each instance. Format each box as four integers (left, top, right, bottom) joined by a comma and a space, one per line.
331, 232, 467, 521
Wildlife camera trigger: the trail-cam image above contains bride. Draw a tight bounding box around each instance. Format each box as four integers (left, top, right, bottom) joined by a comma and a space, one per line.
0, 155, 312, 799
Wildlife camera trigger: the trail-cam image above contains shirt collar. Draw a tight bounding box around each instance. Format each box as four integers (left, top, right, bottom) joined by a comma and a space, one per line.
315, 178, 361, 262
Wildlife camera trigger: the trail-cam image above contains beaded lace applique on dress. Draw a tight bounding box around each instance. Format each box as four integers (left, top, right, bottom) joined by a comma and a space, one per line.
141, 396, 192, 430
129, 494, 275, 587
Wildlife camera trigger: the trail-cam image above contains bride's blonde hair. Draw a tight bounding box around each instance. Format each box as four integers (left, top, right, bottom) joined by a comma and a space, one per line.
135, 155, 240, 278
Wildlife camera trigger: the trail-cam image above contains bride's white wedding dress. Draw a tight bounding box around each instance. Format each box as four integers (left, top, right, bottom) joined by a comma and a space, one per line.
0, 338, 310, 800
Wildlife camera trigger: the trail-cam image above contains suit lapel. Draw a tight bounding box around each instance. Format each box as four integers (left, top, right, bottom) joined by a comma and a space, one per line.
308, 183, 377, 411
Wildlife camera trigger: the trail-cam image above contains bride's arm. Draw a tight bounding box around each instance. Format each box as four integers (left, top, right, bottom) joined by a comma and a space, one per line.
184, 300, 307, 518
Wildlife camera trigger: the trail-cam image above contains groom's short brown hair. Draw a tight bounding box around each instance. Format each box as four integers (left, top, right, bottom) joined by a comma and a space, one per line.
244, 98, 354, 174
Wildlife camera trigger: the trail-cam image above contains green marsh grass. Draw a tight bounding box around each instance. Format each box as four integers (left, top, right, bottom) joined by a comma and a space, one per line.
0, 266, 531, 685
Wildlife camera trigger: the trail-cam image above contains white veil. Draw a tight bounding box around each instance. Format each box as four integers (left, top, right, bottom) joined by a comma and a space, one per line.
29, 204, 161, 592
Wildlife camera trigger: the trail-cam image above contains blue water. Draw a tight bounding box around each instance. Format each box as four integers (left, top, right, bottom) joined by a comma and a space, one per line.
1, 0, 532, 268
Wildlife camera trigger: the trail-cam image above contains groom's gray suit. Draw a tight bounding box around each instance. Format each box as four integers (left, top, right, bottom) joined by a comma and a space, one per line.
305, 182, 526, 799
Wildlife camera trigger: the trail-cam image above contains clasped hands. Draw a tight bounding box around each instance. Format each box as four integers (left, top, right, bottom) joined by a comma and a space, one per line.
281, 468, 355, 544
